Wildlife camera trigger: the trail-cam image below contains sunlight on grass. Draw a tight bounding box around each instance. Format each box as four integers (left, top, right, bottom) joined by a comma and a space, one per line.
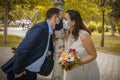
0, 32, 120, 55
92, 32, 120, 55
0, 34, 23, 47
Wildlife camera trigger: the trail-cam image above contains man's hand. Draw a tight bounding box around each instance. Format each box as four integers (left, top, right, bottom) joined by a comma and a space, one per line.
15, 71, 26, 78
11, 47, 16, 54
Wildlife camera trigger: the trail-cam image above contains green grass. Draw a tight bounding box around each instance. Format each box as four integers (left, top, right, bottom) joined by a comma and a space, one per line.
0, 34, 23, 47
0, 31, 120, 55
92, 31, 120, 55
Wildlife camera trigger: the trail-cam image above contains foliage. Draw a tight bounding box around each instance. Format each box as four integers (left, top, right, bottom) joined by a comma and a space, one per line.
108, 0, 120, 20
0, 0, 120, 34
116, 23, 120, 34
97, 22, 107, 33
0, 25, 3, 31
117, 26, 120, 34
64, 0, 99, 23
116, 20, 120, 34
31, 6, 48, 25
0, 0, 54, 24
97, 25, 102, 33
88, 21, 97, 32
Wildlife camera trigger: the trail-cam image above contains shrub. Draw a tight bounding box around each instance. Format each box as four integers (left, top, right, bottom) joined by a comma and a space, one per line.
88, 24, 96, 32
97, 22, 106, 33
88, 21, 96, 32
118, 27, 120, 34
97, 25, 102, 33
0, 24, 3, 31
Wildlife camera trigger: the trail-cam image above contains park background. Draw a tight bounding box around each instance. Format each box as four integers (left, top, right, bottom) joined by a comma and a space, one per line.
0, 0, 120, 80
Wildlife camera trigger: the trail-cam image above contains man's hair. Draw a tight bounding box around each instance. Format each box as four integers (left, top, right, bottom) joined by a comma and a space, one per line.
46, 7, 60, 19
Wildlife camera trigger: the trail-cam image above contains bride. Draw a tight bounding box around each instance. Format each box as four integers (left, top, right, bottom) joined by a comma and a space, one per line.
63, 10, 100, 80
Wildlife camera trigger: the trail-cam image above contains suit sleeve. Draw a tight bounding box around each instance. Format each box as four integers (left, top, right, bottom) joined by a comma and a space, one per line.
13, 25, 44, 74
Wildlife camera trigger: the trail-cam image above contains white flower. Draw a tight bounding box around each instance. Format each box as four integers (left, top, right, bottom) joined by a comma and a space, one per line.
65, 54, 75, 62
58, 57, 64, 63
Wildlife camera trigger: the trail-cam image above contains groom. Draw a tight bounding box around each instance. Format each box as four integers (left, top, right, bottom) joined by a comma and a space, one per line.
1, 7, 61, 80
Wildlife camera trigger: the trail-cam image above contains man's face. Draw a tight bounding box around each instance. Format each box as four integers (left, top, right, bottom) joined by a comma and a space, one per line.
55, 15, 60, 25
51, 14, 60, 29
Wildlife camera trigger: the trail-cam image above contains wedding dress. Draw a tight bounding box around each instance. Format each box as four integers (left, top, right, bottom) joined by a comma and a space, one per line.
64, 30, 100, 80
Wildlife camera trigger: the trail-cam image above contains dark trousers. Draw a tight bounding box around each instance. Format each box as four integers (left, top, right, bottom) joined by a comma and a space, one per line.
7, 69, 37, 80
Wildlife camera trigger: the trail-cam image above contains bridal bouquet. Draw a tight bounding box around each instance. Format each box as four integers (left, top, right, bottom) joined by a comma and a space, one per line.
58, 49, 81, 71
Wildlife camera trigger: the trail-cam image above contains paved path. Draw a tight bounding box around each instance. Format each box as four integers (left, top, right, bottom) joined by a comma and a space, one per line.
0, 46, 50, 80
96, 52, 120, 80
0, 28, 120, 80
0, 46, 120, 80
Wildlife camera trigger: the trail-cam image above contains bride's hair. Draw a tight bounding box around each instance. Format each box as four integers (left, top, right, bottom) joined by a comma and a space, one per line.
66, 10, 91, 40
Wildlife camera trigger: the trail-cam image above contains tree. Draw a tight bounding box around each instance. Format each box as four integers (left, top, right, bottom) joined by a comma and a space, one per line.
108, 0, 120, 36
99, 0, 106, 47
4, 0, 10, 43
0, 0, 53, 43
0, 0, 4, 22
51, 0, 64, 80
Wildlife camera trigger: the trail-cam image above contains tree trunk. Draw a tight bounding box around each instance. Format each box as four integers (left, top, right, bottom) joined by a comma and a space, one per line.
51, 0, 64, 80
101, 10, 105, 47
4, 0, 9, 43
111, 17, 115, 36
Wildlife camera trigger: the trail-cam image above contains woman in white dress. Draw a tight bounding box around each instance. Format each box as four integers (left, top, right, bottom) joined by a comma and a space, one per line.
63, 10, 100, 80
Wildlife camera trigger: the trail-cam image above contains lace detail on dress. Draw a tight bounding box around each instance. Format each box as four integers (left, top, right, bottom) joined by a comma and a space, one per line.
65, 33, 75, 50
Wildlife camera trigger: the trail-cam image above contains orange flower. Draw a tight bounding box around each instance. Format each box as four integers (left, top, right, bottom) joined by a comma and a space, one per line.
61, 51, 67, 58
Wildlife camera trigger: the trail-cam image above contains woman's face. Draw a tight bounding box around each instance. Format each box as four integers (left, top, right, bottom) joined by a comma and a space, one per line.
64, 13, 75, 31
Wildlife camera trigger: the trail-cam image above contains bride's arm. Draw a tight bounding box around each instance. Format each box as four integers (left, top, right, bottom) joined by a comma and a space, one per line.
80, 33, 97, 64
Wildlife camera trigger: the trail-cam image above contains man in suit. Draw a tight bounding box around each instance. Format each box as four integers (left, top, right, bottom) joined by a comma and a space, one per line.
1, 7, 61, 80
